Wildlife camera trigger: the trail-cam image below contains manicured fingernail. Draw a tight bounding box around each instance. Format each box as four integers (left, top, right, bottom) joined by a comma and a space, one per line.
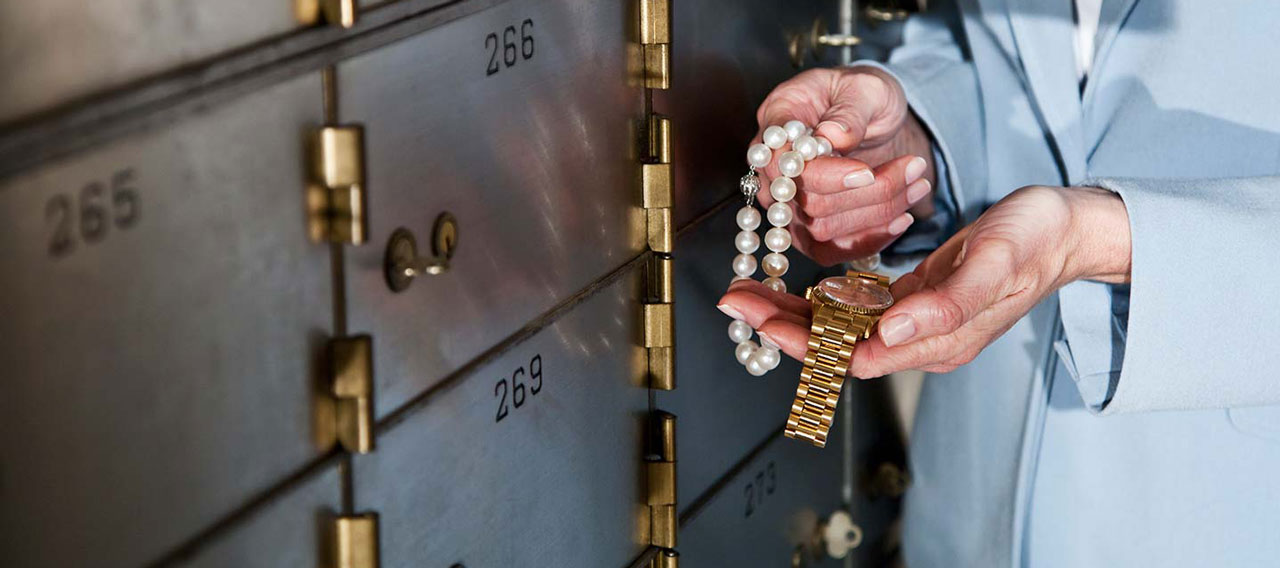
717, 303, 745, 321
757, 331, 780, 350
906, 179, 931, 205
887, 213, 914, 235
879, 314, 916, 347
904, 156, 928, 184
816, 120, 848, 133
843, 169, 875, 188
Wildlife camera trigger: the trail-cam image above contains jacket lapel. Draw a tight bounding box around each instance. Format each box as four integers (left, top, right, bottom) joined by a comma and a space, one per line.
1005, 0, 1088, 182
1083, 0, 1141, 105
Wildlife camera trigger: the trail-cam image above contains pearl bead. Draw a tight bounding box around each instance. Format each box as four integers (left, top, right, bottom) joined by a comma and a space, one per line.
746, 357, 769, 376
816, 136, 833, 157
754, 346, 782, 370
783, 120, 807, 141
794, 135, 820, 161
746, 143, 772, 168
731, 275, 751, 284
778, 151, 805, 178
765, 227, 792, 252
762, 276, 786, 293
769, 177, 796, 203
763, 126, 789, 149
767, 202, 794, 227
728, 320, 753, 343
762, 252, 790, 277
732, 253, 758, 277
734, 230, 760, 254
735, 340, 758, 364
736, 206, 761, 231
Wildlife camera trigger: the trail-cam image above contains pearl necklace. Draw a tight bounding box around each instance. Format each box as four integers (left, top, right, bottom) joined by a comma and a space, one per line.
728, 120, 833, 376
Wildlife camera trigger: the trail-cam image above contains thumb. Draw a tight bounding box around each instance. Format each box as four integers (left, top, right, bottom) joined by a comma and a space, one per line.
815, 69, 902, 153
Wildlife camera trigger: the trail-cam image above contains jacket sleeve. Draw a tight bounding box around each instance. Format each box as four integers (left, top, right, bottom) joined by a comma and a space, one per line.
1058, 176, 1280, 414
847, 0, 984, 271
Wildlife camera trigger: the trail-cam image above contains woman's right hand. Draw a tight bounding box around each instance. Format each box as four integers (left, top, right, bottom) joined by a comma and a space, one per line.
751, 66, 938, 264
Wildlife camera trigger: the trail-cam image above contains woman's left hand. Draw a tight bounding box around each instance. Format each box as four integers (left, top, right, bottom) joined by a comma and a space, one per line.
718, 185, 1132, 378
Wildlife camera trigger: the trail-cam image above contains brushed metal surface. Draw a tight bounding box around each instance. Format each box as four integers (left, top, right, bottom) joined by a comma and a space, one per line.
657, 0, 841, 227
352, 270, 649, 566
0, 1, 300, 124
658, 204, 828, 506
174, 465, 344, 568
678, 428, 847, 567
0, 76, 330, 568
339, 0, 645, 418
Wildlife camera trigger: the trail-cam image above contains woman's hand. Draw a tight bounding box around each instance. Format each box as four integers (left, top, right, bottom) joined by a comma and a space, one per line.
752, 66, 938, 263
718, 186, 1132, 378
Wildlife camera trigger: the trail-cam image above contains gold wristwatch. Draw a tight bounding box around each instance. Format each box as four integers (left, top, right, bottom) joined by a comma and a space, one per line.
785, 271, 893, 448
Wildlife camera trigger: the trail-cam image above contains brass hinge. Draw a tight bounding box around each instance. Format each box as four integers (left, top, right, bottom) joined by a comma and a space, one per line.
296, 0, 358, 29
641, 112, 675, 391
307, 125, 368, 244
643, 254, 675, 390
639, 0, 671, 89
331, 335, 374, 453
646, 411, 678, 549
334, 513, 379, 568
642, 114, 673, 253
650, 549, 679, 568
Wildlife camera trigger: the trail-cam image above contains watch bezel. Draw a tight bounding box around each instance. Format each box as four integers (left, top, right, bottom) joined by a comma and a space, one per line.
808, 277, 893, 316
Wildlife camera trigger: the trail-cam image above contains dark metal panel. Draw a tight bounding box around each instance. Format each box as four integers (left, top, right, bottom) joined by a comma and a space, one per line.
0, 0, 301, 123
175, 465, 344, 568
0, 75, 331, 568
657, 0, 841, 226
353, 270, 650, 566
678, 426, 848, 567
339, 0, 646, 418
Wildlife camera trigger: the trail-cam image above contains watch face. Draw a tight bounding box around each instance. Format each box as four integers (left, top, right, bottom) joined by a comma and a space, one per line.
816, 276, 893, 311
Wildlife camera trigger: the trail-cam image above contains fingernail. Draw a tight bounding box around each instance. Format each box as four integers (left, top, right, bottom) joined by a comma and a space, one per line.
843, 169, 875, 188
904, 156, 928, 184
906, 179, 931, 205
816, 120, 848, 133
717, 303, 745, 321
887, 213, 914, 236
879, 314, 916, 347
757, 331, 780, 350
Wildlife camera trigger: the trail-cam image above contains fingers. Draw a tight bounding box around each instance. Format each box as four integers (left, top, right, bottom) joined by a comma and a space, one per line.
790, 220, 912, 266
876, 240, 1016, 348
756, 319, 812, 362
718, 284, 812, 362
798, 155, 929, 241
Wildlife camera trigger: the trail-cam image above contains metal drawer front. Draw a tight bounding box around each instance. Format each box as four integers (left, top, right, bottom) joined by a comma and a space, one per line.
0, 0, 303, 123
352, 271, 648, 566
658, 205, 826, 505
0, 76, 329, 568
339, 0, 644, 418
174, 465, 344, 568
659, 0, 839, 226
679, 428, 845, 567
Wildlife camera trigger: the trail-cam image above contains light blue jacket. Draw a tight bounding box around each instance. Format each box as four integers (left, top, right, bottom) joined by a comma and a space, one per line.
861, 1, 1280, 566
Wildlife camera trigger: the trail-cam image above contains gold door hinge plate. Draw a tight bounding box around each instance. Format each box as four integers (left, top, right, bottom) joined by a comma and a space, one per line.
331, 335, 374, 453
651, 549, 679, 568
644, 254, 675, 390
334, 513, 379, 568
642, 115, 673, 253
308, 125, 368, 244
639, 0, 671, 89
296, 0, 358, 28
647, 412, 678, 548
